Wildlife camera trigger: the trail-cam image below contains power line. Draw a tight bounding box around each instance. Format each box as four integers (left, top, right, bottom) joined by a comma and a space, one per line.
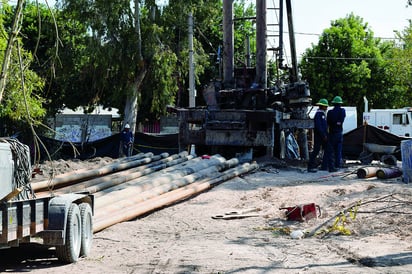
267, 30, 402, 40
301, 56, 411, 61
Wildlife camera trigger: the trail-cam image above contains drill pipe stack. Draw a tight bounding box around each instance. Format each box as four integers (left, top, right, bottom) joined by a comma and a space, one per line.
32, 152, 258, 232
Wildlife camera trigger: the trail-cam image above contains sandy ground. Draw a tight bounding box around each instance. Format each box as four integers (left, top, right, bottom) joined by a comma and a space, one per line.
1, 157, 412, 273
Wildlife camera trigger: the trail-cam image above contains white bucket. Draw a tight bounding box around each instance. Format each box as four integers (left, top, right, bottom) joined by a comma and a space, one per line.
401, 140, 412, 183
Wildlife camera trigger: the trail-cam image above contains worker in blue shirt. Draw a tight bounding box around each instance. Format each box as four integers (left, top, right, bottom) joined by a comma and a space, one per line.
326, 96, 346, 171
307, 99, 329, 173
120, 124, 134, 157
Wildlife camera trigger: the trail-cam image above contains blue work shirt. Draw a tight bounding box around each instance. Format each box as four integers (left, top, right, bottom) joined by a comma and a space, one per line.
327, 105, 346, 133
314, 109, 328, 139
121, 129, 134, 144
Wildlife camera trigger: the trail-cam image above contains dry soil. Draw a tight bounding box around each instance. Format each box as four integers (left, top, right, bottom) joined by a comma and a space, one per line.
1, 158, 412, 274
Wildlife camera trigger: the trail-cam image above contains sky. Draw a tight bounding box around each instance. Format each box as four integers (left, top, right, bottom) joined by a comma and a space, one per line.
273, 0, 411, 62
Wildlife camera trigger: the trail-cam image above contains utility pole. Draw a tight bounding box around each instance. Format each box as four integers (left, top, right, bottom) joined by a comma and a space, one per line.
245, 35, 251, 67
222, 0, 234, 88
188, 12, 196, 108
255, 0, 267, 89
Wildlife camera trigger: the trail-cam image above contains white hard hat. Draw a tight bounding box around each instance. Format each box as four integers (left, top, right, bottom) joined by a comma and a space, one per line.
124, 124, 130, 129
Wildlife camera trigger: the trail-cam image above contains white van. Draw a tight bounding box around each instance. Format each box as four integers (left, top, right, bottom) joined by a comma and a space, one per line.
362, 108, 412, 137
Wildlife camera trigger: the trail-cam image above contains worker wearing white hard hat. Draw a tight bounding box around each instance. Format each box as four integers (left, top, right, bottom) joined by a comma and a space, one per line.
120, 123, 134, 157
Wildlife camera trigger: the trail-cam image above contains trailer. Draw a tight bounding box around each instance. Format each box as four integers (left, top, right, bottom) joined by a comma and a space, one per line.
0, 138, 94, 263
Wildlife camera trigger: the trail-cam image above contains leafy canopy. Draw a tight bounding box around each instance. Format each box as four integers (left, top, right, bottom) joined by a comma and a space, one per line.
0, 2, 46, 126
299, 13, 411, 113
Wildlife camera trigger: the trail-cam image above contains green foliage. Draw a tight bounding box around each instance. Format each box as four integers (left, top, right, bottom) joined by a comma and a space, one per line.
53, 0, 230, 121
377, 21, 412, 108
2, 1, 90, 116
300, 14, 412, 113
56, 0, 139, 113
0, 3, 46, 126
3, 0, 257, 124
301, 14, 379, 110
141, 45, 178, 117
149, 0, 222, 107
233, 0, 256, 67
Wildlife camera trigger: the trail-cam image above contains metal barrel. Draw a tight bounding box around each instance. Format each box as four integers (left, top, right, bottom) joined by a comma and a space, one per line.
376, 167, 402, 179
356, 167, 379, 179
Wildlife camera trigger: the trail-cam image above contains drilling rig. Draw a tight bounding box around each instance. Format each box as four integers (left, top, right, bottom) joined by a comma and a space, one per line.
177, 0, 313, 160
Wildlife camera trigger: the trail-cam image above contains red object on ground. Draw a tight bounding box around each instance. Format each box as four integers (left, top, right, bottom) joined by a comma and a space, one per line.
279, 203, 321, 222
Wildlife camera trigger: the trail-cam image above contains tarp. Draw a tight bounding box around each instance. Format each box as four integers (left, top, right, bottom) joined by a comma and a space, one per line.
35, 125, 411, 161
37, 132, 179, 161
134, 132, 179, 155
38, 134, 121, 160
343, 124, 411, 160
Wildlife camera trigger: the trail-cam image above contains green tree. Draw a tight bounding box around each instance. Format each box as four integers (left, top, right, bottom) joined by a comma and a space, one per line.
146, 0, 223, 108
55, 0, 146, 131
52, 0, 188, 127
0, 2, 46, 132
54, 0, 238, 122
300, 14, 385, 112
376, 21, 412, 108
2, 1, 90, 117
233, 0, 256, 67
10, 0, 254, 128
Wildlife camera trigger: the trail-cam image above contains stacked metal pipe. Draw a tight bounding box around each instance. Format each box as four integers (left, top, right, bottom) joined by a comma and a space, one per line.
31, 152, 258, 232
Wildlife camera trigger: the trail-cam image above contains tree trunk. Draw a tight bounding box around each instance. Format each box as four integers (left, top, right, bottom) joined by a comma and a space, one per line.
123, 68, 146, 133
123, 0, 146, 132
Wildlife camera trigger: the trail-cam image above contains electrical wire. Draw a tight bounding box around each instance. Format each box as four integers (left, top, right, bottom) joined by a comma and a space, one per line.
0, 138, 35, 201
302, 56, 411, 61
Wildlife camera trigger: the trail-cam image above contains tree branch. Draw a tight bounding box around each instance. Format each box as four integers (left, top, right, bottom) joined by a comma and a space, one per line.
0, 0, 24, 103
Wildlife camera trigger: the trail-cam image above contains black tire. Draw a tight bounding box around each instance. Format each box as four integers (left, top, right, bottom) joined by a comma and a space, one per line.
56, 203, 82, 263
380, 154, 397, 166
79, 203, 93, 257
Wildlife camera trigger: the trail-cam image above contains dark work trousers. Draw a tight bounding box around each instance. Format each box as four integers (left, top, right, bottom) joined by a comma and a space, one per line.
308, 134, 327, 169
327, 132, 343, 169
122, 142, 132, 157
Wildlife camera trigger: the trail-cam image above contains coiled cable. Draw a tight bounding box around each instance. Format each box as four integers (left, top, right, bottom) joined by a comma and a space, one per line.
0, 137, 34, 201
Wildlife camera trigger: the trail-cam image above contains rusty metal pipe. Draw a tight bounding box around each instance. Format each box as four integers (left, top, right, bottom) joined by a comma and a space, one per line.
65, 153, 193, 196
35, 152, 191, 197
34, 154, 161, 195
93, 155, 223, 199
31, 152, 158, 192
93, 162, 258, 232
94, 165, 222, 217
90, 154, 197, 199
94, 158, 240, 217
93, 155, 228, 207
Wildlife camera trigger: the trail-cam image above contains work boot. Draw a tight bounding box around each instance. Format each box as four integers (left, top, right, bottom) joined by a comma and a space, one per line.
308, 168, 318, 173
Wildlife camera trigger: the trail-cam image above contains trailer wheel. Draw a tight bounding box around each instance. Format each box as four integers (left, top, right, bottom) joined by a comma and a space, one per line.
79, 203, 93, 257
56, 203, 82, 263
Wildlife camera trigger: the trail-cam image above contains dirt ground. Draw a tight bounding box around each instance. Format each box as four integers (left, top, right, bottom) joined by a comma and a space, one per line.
1, 157, 412, 274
